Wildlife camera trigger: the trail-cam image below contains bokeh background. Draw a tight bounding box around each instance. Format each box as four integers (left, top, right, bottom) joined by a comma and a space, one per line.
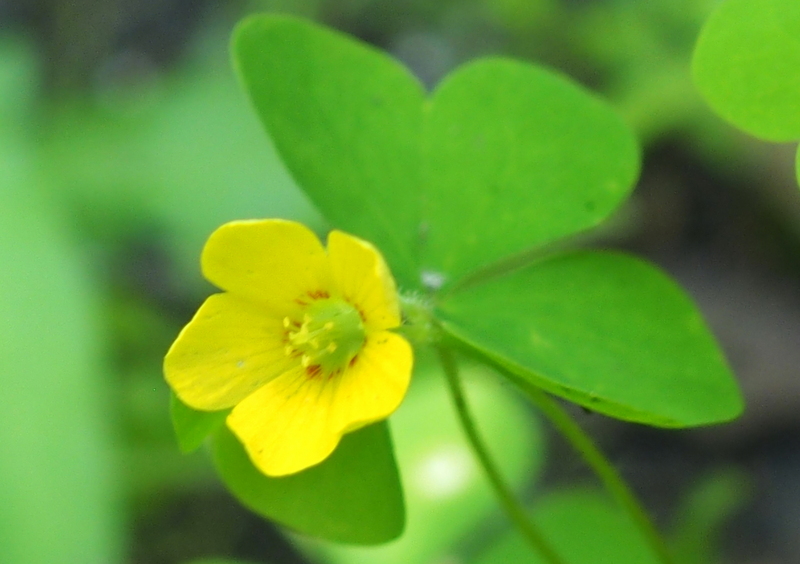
2, 0, 799, 563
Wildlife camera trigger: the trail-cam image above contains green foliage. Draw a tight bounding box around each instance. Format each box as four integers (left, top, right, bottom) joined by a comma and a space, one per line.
212, 422, 404, 544
473, 489, 660, 564
234, 15, 426, 288
228, 13, 743, 543
693, 0, 800, 186
170, 393, 229, 453
438, 252, 742, 427
0, 147, 121, 561
693, 0, 800, 143
183, 559, 260, 564
422, 59, 639, 282
670, 471, 750, 564
234, 15, 639, 288
311, 364, 543, 564
40, 44, 318, 289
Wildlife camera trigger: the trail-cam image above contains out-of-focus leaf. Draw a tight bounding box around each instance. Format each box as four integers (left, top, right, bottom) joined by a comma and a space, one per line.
439, 252, 742, 427
183, 559, 260, 564
234, 15, 425, 288
170, 393, 229, 453
796, 144, 800, 186
693, 0, 800, 142
473, 489, 659, 564
0, 143, 121, 562
212, 421, 404, 545
310, 362, 544, 564
41, 38, 319, 286
670, 470, 750, 564
421, 58, 639, 284
0, 34, 38, 126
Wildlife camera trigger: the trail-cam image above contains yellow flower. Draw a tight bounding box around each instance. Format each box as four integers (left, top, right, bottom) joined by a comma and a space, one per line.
164, 219, 413, 476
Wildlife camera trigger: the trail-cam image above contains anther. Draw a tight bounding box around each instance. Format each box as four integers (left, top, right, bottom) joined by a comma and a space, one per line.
324, 321, 335, 330
283, 317, 291, 328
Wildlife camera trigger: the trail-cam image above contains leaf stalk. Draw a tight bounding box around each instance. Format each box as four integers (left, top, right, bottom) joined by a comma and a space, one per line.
437, 345, 568, 564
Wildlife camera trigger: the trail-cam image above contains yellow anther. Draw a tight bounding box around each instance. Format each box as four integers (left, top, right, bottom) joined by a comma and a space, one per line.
283, 317, 291, 328
327, 343, 337, 353
301, 354, 311, 367
324, 321, 335, 330
310, 338, 320, 349
284, 345, 294, 356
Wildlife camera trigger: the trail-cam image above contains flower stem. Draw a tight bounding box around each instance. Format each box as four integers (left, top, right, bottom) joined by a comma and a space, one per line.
437, 346, 568, 564
511, 377, 676, 564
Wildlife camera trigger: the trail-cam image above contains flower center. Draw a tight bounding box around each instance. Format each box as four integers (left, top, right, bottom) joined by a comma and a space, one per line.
284, 298, 366, 375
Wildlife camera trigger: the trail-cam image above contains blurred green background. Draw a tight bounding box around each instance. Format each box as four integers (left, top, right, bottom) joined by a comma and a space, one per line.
2, 0, 800, 563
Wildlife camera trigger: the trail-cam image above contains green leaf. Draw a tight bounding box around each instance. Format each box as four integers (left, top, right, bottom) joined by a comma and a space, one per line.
233, 15, 426, 288
421, 59, 639, 283
212, 421, 404, 544
0, 149, 121, 562
693, 0, 800, 142
0, 34, 38, 127
472, 489, 659, 564
438, 251, 743, 427
310, 362, 544, 564
170, 393, 229, 453
234, 15, 640, 290
796, 143, 800, 186
670, 470, 750, 564
183, 560, 260, 564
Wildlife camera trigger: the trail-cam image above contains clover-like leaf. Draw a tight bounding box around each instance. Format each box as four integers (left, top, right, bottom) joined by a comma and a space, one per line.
438, 251, 743, 427
212, 421, 404, 544
693, 0, 800, 142
421, 59, 639, 283
234, 15, 425, 288
234, 15, 639, 290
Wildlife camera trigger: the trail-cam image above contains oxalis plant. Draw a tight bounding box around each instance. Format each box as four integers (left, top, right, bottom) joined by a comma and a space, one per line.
164, 14, 744, 564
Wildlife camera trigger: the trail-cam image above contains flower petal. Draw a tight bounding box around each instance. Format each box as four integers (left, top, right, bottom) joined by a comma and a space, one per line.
164, 293, 293, 410
226, 331, 413, 477
327, 230, 401, 331
202, 219, 332, 314
331, 331, 413, 434
227, 366, 342, 476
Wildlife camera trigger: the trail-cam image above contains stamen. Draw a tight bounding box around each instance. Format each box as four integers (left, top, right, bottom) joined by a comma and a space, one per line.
282, 297, 366, 377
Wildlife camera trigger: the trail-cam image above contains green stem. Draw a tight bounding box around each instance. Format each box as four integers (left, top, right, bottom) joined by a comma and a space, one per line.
437, 346, 568, 564
512, 377, 676, 564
